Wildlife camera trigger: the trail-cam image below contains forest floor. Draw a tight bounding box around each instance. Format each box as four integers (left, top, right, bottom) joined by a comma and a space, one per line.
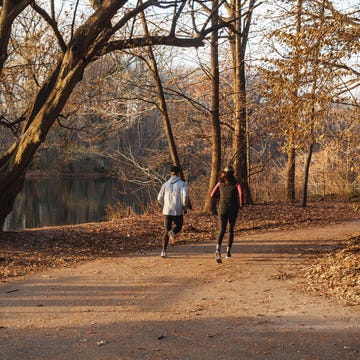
0, 201, 359, 359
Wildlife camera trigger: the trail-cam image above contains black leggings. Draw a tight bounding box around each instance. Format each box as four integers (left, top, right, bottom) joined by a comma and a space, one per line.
217, 210, 238, 250
162, 215, 184, 250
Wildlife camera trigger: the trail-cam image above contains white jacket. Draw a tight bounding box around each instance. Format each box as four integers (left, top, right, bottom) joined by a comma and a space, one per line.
157, 176, 188, 216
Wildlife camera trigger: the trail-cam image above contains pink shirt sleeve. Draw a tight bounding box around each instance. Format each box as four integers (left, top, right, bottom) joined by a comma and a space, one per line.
210, 182, 221, 198
236, 183, 243, 208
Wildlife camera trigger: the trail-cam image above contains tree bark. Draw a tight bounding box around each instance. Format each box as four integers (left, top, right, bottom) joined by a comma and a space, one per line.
231, 0, 254, 204
286, 147, 296, 202
0, 1, 32, 73
286, 0, 303, 203
140, 12, 182, 173
302, 142, 313, 207
0, 174, 25, 228
204, 0, 221, 214
301, 0, 325, 208
140, 11, 193, 209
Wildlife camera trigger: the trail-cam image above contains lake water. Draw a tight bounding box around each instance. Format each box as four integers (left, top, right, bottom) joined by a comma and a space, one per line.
4, 176, 149, 231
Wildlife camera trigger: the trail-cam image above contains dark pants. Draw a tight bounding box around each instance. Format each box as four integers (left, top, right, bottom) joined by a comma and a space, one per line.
162, 215, 184, 250
217, 210, 238, 251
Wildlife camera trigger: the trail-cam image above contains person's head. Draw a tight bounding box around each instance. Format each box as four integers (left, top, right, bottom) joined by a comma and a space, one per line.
170, 165, 181, 176
219, 165, 236, 184
223, 165, 234, 176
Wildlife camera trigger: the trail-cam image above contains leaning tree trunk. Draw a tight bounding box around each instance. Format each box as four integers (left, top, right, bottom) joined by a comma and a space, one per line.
0, 0, 34, 228
204, 0, 221, 214
140, 11, 193, 209
0, 58, 86, 229
0, 175, 25, 229
0, 1, 31, 73
302, 1, 325, 208
0, 4, 119, 230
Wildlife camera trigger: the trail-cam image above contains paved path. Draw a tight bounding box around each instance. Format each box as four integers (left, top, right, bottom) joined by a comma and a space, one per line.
1, 221, 359, 359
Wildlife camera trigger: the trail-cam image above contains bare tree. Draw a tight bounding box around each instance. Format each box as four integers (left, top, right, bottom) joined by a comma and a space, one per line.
139, 6, 184, 176
0, 0, 217, 229
228, 0, 257, 204
203, 0, 221, 213
198, 0, 259, 209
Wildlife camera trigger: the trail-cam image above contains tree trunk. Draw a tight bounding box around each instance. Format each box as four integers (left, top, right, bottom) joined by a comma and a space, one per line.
234, 60, 252, 204
140, 19, 181, 171
0, 3, 119, 230
302, 0, 325, 208
302, 142, 313, 207
0, 175, 25, 229
145, 52, 181, 169
286, 147, 296, 202
286, 0, 303, 203
231, 0, 253, 204
204, 0, 221, 214
0, 1, 31, 73
0, 58, 86, 229
140, 11, 192, 208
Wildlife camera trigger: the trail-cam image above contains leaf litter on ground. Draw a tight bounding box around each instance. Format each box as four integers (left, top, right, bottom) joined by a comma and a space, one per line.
0, 201, 359, 305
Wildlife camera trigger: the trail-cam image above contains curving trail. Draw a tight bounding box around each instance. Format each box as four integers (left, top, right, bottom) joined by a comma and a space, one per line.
1, 220, 359, 359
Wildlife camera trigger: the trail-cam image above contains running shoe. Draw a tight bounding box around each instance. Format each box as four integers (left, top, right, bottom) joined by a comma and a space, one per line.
160, 250, 167, 258
215, 250, 222, 263
168, 230, 175, 245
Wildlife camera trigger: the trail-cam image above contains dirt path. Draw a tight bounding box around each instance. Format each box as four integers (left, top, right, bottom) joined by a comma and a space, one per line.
1, 220, 359, 360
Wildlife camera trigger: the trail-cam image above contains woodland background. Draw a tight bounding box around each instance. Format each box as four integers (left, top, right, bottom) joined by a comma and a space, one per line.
0, 0, 359, 225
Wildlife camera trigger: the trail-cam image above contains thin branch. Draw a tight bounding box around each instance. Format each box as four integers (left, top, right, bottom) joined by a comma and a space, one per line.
170, 0, 187, 36
50, 0, 55, 20
71, 0, 80, 41
111, 0, 157, 34
31, 2, 67, 52
321, 60, 360, 77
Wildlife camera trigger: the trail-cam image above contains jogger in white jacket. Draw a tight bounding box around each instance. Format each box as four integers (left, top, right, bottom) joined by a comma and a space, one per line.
157, 165, 188, 258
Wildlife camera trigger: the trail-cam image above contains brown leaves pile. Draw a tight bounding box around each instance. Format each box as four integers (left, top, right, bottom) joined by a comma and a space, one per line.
0, 201, 359, 305
301, 233, 360, 306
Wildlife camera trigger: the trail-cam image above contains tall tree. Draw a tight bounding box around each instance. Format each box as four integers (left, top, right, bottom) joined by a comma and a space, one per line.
284, 0, 302, 202
260, 0, 359, 202
0, 0, 216, 229
139, 4, 184, 178
204, 0, 221, 213
301, 0, 325, 207
228, 0, 256, 204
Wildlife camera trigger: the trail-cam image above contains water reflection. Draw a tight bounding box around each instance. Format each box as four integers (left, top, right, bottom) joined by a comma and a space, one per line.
4, 176, 139, 231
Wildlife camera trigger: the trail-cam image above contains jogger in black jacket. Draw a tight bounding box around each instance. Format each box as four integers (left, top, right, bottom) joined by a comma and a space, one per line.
210, 166, 243, 263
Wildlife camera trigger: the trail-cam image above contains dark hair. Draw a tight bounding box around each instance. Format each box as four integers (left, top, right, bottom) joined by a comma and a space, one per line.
219, 167, 236, 185
170, 165, 181, 174
223, 165, 234, 175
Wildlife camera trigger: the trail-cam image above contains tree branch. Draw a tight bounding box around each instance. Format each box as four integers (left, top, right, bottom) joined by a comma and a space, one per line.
31, 2, 67, 52
100, 35, 204, 55
111, 0, 157, 34
321, 60, 360, 77
0, 0, 32, 73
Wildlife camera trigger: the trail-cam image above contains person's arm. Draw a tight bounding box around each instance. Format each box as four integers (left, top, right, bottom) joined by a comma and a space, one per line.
210, 182, 221, 198
182, 182, 189, 211
157, 183, 165, 205
236, 182, 243, 208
